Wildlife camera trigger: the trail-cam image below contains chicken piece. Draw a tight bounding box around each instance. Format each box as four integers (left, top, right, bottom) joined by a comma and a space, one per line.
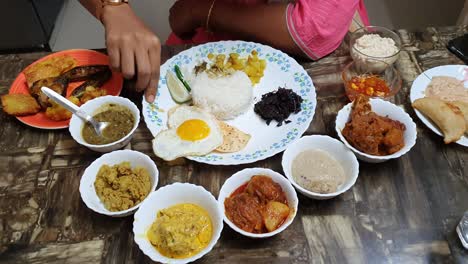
342, 95, 406, 155
262, 201, 290, 232
224, 193, 263, 233
245, 175, 287, 204
1, 94, 41, 116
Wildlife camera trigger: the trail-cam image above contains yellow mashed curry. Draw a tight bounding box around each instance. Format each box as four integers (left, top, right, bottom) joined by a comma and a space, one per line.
94, 162, 151, 211
147, 203, 213, 259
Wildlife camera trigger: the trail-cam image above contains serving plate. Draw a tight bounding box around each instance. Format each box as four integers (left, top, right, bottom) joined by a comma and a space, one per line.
8, 49, 123, 129
142, 41, 317, 165
409, 65, 468, 147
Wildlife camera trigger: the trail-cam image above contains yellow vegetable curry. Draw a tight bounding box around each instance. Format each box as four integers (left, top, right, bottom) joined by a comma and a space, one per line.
147, 203, 213, 259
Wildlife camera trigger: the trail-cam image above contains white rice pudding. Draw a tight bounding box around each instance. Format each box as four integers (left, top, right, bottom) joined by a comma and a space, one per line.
351, 33, 399, 72
353, 34, 398, 58
291, 149, 345, 194
191, 71, 253, 120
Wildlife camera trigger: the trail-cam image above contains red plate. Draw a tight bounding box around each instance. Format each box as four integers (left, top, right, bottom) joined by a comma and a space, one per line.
9, 49, 123, 129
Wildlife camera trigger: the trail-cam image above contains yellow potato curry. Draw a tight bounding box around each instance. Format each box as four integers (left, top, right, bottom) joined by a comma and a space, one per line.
94, 162, 151, 211
147, 203, 213, 259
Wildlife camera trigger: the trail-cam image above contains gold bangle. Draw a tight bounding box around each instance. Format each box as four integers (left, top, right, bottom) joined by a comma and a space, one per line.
205, 0, 217, 33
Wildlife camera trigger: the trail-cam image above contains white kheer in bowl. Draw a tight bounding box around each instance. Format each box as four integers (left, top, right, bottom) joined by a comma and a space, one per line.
218, 168, 298, 238
350, 26, 402, 72
282, 135, 359, 200
79, 149, 159, 217
133, 183, 223, 264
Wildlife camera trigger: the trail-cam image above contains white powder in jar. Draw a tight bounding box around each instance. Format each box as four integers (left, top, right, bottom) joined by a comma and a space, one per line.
353, 34, 398, 57
291, 149, 345, 194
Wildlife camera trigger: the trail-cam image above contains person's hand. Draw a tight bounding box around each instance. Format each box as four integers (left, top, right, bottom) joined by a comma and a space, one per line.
169, 0, 210, 39
101, 4, 160, 103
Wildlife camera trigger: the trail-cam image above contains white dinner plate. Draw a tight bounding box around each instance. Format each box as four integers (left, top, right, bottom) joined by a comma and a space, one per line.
142, 41, 317, 165
409, 65, 468, 147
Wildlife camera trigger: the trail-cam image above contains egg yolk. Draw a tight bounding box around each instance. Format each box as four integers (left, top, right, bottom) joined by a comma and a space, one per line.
176, 119, 211, 141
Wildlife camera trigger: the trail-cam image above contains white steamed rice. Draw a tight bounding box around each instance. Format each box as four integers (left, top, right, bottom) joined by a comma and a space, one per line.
191, 71, 253, 120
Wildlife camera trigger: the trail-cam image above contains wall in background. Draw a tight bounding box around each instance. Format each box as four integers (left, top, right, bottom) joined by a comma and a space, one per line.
50, 0, 176, 51
364, 0, 464, 29
51, 0, 464, 51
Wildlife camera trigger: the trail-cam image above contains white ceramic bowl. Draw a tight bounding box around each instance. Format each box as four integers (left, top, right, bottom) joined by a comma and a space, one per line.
79, 149, 158, 217
69, 95, 140, 153
218, 168, 298, 238
133, 183, 223, 264
335, 98, 417, 163
281, 135, 359, 200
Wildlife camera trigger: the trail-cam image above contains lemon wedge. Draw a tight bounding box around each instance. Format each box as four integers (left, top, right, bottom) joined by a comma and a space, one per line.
166, 71, 191, 103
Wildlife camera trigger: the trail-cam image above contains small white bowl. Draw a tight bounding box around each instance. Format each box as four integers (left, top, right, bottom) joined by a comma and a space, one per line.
133, 183, 223, 264
79, 149, 158, 217
335, 98, 417, 163
281, 135, 359, 200
218, 168, 298, 238
69, 95, 140, 153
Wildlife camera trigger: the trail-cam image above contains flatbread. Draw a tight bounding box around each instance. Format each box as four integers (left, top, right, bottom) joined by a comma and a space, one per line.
450, 101, 468, 134
1, 94, 41, 116
215, 121, 251, 153
24, 55, 76, 88
412, 97, 465, 144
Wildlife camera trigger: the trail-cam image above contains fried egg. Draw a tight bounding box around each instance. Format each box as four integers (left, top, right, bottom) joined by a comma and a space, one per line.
152, 106, 223, 161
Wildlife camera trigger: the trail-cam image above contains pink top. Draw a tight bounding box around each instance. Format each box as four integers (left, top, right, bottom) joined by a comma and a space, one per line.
166, 0, 370, 59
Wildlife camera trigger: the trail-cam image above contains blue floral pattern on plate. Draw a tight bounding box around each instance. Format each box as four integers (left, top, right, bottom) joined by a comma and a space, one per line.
142, 41, 316, 165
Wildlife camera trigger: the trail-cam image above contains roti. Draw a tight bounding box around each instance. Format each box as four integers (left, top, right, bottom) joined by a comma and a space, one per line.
216, 121, 251, 153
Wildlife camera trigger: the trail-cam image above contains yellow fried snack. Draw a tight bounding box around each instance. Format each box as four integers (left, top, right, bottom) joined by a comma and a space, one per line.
413, 97, 466, 143
450, 101, 468, 134
1, 94, 41, 116
24, 55, 76, 88
80, 86, 107, 104
45, 96, 80, 121
215, 121, 251, 153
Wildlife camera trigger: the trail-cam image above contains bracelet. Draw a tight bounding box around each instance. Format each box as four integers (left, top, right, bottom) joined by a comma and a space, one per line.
205, 0, 217, 33
99, 1, 129, 23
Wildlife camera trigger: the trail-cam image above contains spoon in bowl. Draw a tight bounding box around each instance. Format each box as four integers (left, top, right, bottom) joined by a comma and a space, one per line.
41, 87, 108, 137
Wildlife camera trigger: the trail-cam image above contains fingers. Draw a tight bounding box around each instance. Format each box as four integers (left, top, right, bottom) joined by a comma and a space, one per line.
106, 36, 121, 71
134, 47, 151, 92
120, 43, 135, 79
146, 45, 161, 103
145, 78, 158, 103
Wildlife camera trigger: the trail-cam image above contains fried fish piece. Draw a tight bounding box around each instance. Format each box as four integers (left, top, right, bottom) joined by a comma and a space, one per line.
450, 101, 468, 134
1, 94, 41, 116
412, 97, 465, 143
62, 65, 110, 82
29, 76, 69, 109
215, 121, 251, 153
24, 55, 77, 88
